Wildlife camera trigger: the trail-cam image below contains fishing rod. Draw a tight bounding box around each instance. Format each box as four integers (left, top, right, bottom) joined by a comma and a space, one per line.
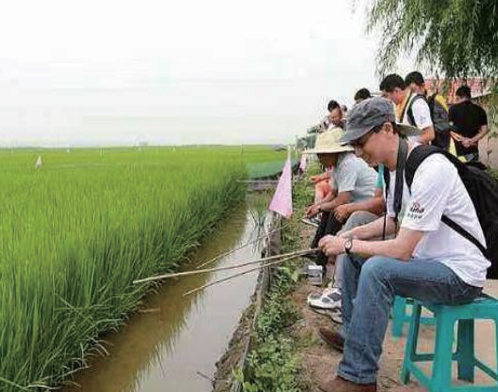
194, 219, 295, 270
195, 213, 314, 270
183, 252, 304, 297
133, 248, 318, 285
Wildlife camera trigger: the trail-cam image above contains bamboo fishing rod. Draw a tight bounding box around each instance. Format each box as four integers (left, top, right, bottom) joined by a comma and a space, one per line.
183, 253, 301, 297
195, 213, 312, 270
194, 219, 295, 270
133, 248, 318, 285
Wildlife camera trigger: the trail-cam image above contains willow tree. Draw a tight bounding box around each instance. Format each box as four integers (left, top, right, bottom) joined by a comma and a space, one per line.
365, 0, 498, 79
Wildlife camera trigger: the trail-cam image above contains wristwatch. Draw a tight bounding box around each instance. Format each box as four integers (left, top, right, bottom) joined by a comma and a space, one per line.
344, 237, 353, 255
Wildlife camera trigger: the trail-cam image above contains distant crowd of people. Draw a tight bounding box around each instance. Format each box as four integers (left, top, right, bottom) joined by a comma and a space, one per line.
301, 71, 494, 392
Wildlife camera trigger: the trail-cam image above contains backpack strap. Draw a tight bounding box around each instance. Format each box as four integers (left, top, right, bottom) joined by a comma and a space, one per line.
383, 138, 408, 222
393, 138, 408, 223
382, 165, 390, 241
405, 94, 427, 127
383, 164, 390, 200
441, 215, 487, 256
426, 93, 436, 119
381, 138, 408, 239
404, 145, 488, 256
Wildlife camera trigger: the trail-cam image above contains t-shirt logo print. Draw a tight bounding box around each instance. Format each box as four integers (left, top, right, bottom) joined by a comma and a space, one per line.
407, 201, 425, 220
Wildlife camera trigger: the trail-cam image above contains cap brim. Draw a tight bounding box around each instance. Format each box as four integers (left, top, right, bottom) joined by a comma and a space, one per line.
339, 127, 370, 144
339, 123, 423, 145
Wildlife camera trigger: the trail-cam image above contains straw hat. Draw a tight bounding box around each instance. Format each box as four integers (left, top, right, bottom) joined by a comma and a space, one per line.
305, 127, 354, 155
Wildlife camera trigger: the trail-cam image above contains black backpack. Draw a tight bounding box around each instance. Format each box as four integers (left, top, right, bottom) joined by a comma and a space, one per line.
405, 94, 451, 151
405, 145, 498, 279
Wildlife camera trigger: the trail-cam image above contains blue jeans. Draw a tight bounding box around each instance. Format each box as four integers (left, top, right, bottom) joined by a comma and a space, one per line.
338, 255, 482, 384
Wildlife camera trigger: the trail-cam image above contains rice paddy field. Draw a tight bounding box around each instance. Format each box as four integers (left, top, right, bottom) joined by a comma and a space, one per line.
0, 145, 289, 391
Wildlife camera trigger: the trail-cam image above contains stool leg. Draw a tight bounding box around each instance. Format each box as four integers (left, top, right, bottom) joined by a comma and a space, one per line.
401, 302, 422, 384
456, 319, 475, 382
495, 316, 498, 387
393, 296, 407, 338
431, 313, 454, 390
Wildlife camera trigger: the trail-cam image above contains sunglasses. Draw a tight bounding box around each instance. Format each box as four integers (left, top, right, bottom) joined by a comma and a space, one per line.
350, 123, 385, 148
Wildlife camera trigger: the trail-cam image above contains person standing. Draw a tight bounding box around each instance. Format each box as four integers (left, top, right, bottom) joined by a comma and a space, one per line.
380, 73, 435, 144
405, 71, 452, 151
449, 85, 489, 162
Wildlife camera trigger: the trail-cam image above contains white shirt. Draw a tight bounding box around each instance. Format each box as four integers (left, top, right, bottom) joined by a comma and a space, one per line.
387, 153, 490, 287
401, 95, 433, 142
402, 94, 433, 129
332, 153, 377, 203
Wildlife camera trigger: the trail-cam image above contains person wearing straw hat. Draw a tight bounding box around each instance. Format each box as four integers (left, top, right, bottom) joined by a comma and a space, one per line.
303, 128, 377, 319
305, 128, 377, 255
317, 97, 488, 392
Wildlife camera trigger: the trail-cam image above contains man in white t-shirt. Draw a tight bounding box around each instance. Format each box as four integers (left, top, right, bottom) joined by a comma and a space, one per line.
316, 97, 489, 392
380, 73, 435, 144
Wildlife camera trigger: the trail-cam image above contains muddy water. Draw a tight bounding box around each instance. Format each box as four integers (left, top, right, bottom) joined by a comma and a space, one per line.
66, 206, 262, 392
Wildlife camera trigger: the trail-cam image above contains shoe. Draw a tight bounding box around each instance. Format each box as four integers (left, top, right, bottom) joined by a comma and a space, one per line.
301, 217, 320, 228
319, 376, 377, 392
307, 287, 341, 310
318, 327, 345, 352
329, 308, 343, 325
309, 307, 343, 324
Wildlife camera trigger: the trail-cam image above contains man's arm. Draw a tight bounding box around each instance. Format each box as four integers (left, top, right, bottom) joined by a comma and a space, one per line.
338, 214, 397, 240
418, 126, 435, 144
334, 188, 385, 222
307, 189, 337, 217
325, 153, 458, 260
471, 124, 489, 144
310, 172, 330, 184
320, 191, 351, 212
413, 99, 435, 144
320, 227, 423, 261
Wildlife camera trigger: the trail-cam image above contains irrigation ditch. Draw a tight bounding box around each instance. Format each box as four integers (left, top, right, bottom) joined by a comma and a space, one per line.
60, 183, 284, 392
62, 204, 264, 392
212, 170, 308, 392
211, 209, 282, 392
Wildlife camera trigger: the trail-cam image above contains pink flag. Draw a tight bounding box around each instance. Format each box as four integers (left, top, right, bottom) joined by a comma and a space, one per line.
269, 156, 293, 218
299, 153, 308, 172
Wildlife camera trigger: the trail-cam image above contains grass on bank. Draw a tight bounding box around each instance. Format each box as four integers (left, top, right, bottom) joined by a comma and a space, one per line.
236, 170, 315, 392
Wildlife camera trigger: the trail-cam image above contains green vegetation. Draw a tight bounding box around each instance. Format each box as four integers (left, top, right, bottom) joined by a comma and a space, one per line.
0, 145, 284, 391
237, 266, 301, 392
237, 172, 314, 392
364, 0, 498, 77
243, 146, 296, 179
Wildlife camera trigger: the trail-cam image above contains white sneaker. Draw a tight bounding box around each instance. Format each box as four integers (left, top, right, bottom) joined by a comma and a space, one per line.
301, 217, 319, 228
307, 287, 341, 311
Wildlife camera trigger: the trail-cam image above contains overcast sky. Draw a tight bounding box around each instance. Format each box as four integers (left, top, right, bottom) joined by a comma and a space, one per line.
0, 0, 412, 147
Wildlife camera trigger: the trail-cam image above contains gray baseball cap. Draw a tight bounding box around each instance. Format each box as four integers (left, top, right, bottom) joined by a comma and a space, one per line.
341, 97, 421, 144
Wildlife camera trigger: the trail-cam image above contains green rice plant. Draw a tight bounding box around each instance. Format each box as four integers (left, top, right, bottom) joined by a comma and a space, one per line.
248, 191, 271, 228
0, 147, 257, 391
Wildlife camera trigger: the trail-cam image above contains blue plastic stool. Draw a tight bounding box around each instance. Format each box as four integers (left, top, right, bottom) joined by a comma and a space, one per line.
401, 294, 498, 391
392, 296, 435, 337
